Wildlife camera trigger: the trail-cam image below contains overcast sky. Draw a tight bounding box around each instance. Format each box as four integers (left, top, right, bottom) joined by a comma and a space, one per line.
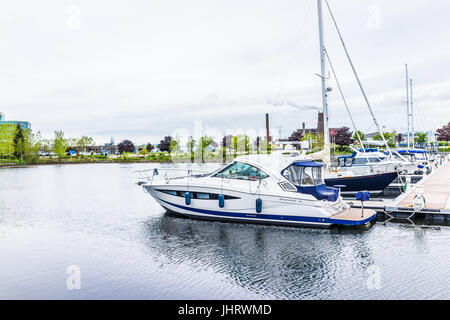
1, 0, 449, 145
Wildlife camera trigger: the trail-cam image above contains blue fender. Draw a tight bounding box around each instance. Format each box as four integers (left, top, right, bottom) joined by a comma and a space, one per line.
185, 192, 191, 205
256, 198, 262, 213
218, 194, 225, 208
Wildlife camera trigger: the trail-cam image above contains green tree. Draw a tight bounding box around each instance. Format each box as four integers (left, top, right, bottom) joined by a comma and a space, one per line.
232, 134, 250, 154
40, 138, 53, 154
373, 132, 397, 148
77, 136, 94, 153
414, 132, 428, 144
170, 139, 181, 154
13, 123, 25, 161
352, 130, 365, 142
195, 135, 213, 162
53, 130, 68, 162
186, 136, 196, 160
23, 130, 41, 163
0, 123, 16, 161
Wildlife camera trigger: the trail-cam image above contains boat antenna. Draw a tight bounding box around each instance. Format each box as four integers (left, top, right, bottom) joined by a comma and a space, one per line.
405, 64, 411, 148
410, 78, 414, 147
324, 0, 393, 159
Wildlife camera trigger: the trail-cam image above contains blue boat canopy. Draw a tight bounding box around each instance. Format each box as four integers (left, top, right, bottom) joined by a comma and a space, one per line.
358, 148, 379, 152
291, 161, 323, 167
398, 149, 426, 154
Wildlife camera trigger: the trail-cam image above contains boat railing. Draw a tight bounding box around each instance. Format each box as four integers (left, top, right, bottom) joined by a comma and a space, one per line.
134, 167, 214, 185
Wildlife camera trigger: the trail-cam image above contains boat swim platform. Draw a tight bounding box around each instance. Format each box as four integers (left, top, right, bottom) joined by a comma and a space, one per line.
331, 207, 376, 227
348, 158, 450, 222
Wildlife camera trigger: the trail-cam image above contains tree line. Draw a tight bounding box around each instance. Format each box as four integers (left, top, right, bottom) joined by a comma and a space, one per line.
0, 123, 97, 164
1, 122, 449, 164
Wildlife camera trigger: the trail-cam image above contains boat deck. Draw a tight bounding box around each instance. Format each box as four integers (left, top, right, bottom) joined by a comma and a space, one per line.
330, 207, 376, 226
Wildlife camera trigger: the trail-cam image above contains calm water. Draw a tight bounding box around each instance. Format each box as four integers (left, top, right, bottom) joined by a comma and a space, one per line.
1, 163, 449, 299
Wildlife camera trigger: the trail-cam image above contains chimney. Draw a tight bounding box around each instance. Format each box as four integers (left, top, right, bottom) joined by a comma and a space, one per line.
265, 113, 271, 142
317, 112, 324, 137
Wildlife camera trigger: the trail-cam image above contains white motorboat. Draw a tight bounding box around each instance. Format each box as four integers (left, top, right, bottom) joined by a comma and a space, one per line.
137, 150, 376, 228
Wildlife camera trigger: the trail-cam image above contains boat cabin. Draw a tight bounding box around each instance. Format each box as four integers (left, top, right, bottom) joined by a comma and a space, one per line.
281, 161, 339, 202
337, 149, 387, 167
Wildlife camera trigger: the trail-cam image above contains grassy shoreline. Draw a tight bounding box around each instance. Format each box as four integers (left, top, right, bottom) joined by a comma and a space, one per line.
0, 155, 229, 168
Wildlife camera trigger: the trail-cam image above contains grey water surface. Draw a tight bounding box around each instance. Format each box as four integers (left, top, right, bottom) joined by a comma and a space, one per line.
0, 163, 449, 299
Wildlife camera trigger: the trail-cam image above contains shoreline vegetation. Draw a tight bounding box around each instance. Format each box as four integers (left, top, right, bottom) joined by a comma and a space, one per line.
1, 122, 450, 168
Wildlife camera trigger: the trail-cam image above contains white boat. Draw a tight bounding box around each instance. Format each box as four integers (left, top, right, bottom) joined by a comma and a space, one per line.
137, 150, 376, 228
393, 149, 434, 172
335, 147, 417, 175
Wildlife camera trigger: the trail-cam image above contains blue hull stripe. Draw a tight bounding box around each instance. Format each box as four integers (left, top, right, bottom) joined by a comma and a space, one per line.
159, 199, 375, 226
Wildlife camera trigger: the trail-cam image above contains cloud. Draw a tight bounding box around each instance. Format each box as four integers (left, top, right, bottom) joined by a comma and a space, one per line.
0, 0, 449, 144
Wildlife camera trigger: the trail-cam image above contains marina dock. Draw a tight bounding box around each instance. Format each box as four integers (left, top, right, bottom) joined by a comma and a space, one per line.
349, 157, 450, 222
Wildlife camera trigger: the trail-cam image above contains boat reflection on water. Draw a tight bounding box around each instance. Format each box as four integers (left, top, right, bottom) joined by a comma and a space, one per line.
141, 212, 376, 299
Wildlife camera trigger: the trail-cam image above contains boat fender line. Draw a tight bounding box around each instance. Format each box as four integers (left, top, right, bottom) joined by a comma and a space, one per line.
185, 192, 191, 205
219, 194, 225, 208
256, 198, 262, 213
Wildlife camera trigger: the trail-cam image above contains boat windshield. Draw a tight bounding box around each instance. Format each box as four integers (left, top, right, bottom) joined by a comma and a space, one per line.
282, 165, 322, 186
214, 162, 269, 180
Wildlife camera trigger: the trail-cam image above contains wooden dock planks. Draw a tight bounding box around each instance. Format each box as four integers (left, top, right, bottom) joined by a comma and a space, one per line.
397, 160, 450, 210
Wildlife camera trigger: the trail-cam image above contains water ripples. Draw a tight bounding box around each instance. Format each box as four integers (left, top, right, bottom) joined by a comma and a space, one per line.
1, 163, 450, 299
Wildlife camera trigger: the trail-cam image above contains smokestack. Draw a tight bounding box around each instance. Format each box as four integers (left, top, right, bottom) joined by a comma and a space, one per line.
317, 112, 324, 137
265, 113, 270, 143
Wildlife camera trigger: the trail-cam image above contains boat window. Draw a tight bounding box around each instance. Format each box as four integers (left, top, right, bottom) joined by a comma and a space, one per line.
278, 181, 297, 192
196, 193, 210, 199
155, 189, 240, 200
338, 157, 353, 167
355, 158, 368, 165
159, 190, 177, 196
282, 165, 322, 186
214, 162, 269, 180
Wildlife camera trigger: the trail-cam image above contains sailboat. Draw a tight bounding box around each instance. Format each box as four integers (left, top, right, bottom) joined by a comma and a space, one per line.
315, 0, 415, 193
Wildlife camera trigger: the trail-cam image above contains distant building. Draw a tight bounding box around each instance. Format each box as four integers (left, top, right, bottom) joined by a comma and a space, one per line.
0, 112, 31, 130
290, 112, 325, 138
103, 136, 118, 154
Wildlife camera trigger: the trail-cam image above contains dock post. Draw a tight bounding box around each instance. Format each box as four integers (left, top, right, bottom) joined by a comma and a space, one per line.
361, 201, 364, 218
356, 191, 371, 218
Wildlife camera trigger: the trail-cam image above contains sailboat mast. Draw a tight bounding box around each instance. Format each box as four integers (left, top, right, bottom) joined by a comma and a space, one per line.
405, 64, 410, 148
317, 0, 331, 168
410, 78, 414, 147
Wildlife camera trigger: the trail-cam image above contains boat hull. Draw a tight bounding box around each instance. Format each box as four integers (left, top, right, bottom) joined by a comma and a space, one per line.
144, 185, 375, 228
325, 171, 398, 192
